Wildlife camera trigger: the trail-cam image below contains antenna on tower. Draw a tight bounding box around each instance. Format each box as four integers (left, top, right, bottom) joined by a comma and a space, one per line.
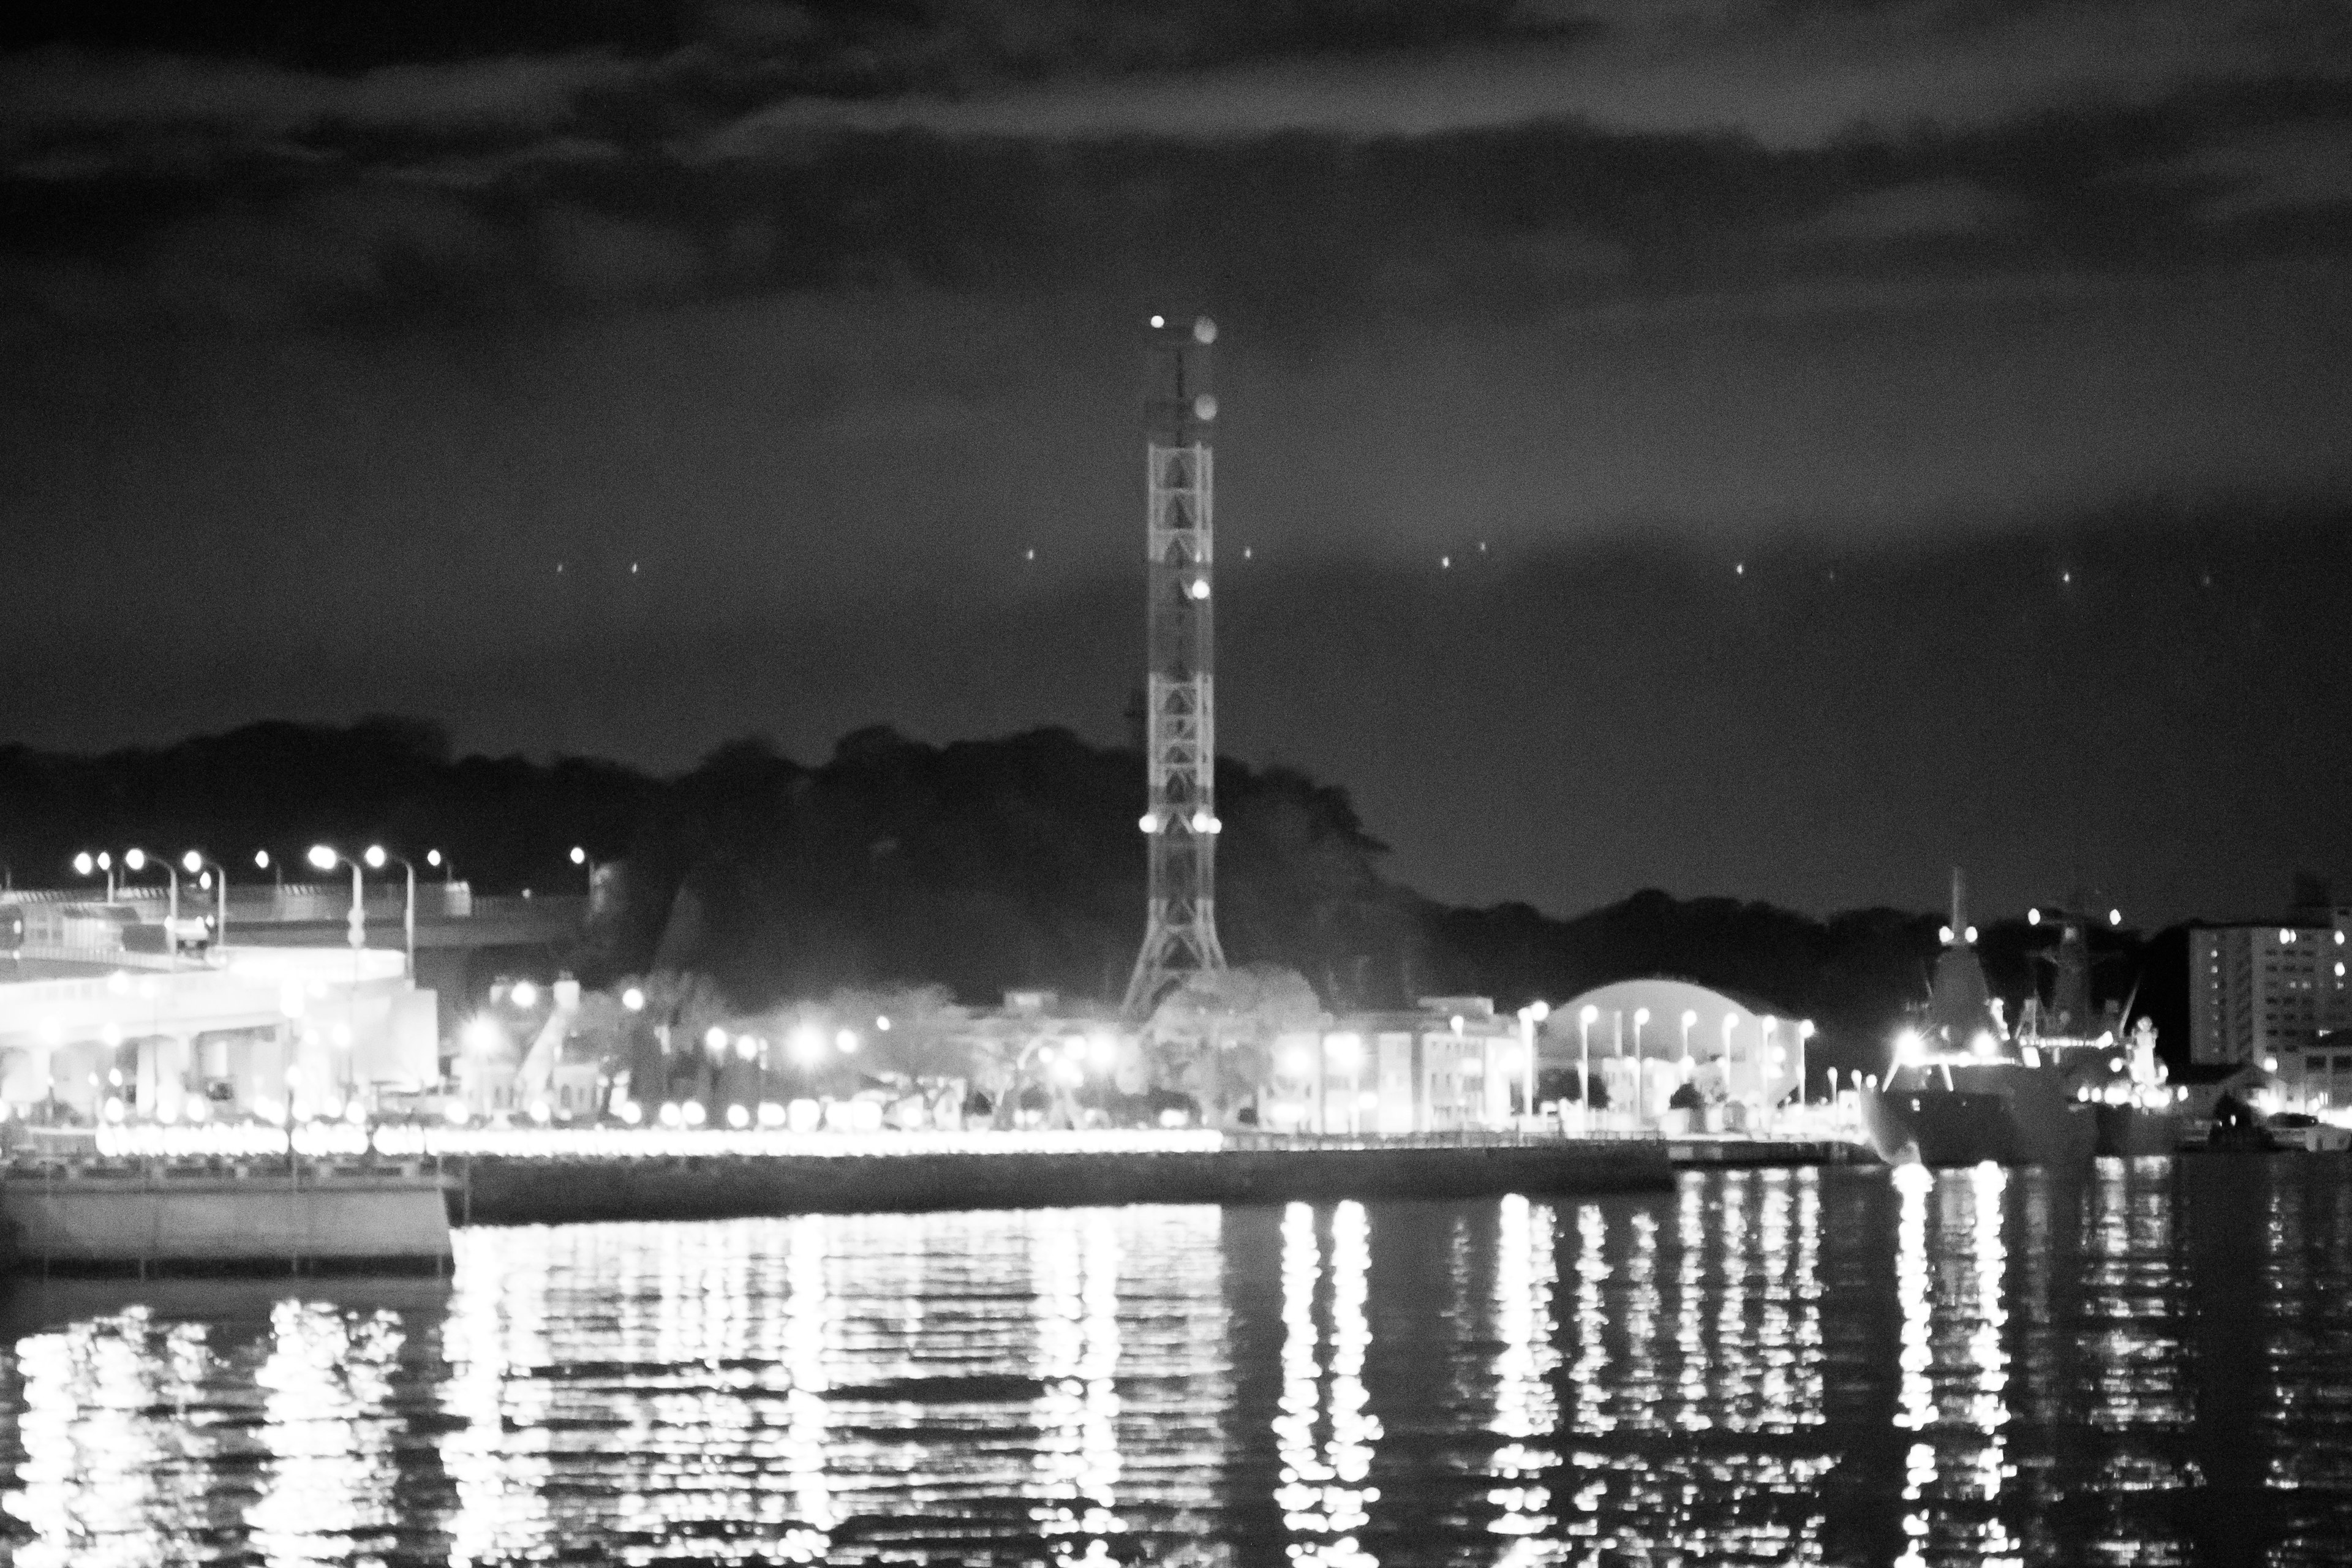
1123, 314, 1229, 1017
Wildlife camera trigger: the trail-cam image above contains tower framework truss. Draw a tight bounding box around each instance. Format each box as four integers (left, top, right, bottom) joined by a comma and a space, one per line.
1124, 315, 1229, 1016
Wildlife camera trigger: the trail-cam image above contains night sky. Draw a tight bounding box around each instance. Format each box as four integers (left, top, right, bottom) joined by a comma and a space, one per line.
3, 1, 2349, 927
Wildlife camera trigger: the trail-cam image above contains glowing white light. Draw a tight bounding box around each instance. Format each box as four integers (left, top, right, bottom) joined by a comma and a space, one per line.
1580, 1005, 1599, 1025
187, 1098, 209, 1124
511, 980, 540, 1009
1325, 1032, 1362, 1067
737, 1032, 761, 1062
1964, 924, 1978, 944
570, 846, 587, 865
726, 1103, 750, 1129
2027, 908, 2040, 925
1634, 1007, 1651, 1027
74, 851, 93, 876
705, 1025, 729, 1054
462, 1016, 503, 1055
1529, 1001, 1550, 1022
1451, 1014, 1465, 1035
1356, 1090, 1379, 1110
1088, 1034, 1118, 1069
124, 848, 146, 870
2265, 1056, 2280, 1072
1281, 1047, 1313, 1077
364, 845, 387, 869
618, 1101, 642, 1125
682, 1100, 707, 1127
1970, 1031, 1996, 1058
529, 1101, 552, 1125
757, 1102, 786, 1128
307, 845, 337, 871
1193, 393, 1218, 421
254, 849, 270, 869
1149, 314, 1165, 328
2282, 928, 2296, 943
876, 1015, 892, 1031
1056, 1057, 1085, 1087
622, 986, 646, 1011
1188, 578, 1210, 600
1190, 810, 1213, 832
1894, 1028, 1924, 1066
426, 848, 442, 867
182, 849, 203, 874
1138, 813, 1158, 834
791, 1026, 826, 1065
835, 1028, 859, 1054
2109, 908, 2122, 926
1939, 924, 1954, 944
658, 1102, 682, 1128
103, 1097, 125, 1123
1193, 315, 1215, 343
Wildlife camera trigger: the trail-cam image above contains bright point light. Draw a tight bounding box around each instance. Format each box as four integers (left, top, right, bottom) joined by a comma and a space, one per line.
1056, 1057, 1085, 1086
529, 1101, 552, 1125
1194, 316, 1216, 343
1282, 1047, 1313, 1077
836, 1029, 858, 1054
198, 872, 212, 890
364, 845, 387, 869
1894, 1028, 1924, 1066
1768, 1045, 1787, 1067
186, 1099, 209, 1123
511, 980, 540, 1009
657, 1102, 682, 1128
726, 1103, 750, 1129
1188, 578, 1210, 600
1325, 1033, 1361, 1067
124, 848, 146, 870
426, 848, 442, 867
1087, 1034, 1117, 1069
1193, 393, 1217, 421
681, 1100, 707, 1127
1681, 1009, 1697, 1027
1138, 813, 1158, 834
1149, 314, 1165, 328
1634, 1008, 1651, 1027
570, 846, 587, 865
2265, 1056, 2279, 1072
618, 1101, 643, 1125
308, 845, 337, 870
1938, 924, 1954, 944
791, 1026, 826, 1066
1529, 1000, 1550, 1022
876, 1015, 891, 1031
462, 1016, 503, 1054
1800, 1019, 1816, 1039
2109, 909, 2122, 926
1580, 1005, 1599, 1025
1450, 1014, 1464, 1035
2108, 1057, 2124, 1073
1355, 1089, 1378, 1110
73, 851, 92, 875
704, 1025, 729, 1053
757, 1101, 786, 1128
1970, 1031, 1996, 1058
621, 986, 646, 1011
254, 849, 270, 869
1964, 924, 1978, 943
736, 1033, 760, 1062
1190, 810, 1213, 832
2028, 907, 2040, 925
182, 850, 202, 874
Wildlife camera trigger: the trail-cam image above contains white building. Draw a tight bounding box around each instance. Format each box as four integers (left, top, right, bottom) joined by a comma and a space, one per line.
2188, 918, 2352, 1067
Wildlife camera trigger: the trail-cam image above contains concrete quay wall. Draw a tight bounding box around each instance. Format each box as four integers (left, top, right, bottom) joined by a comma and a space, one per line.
3, 1168, 453, 1273
453, 1140, 1677, 1226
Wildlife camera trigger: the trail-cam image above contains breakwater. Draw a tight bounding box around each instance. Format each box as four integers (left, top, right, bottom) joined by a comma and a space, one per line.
450, 1139, 1676, 1225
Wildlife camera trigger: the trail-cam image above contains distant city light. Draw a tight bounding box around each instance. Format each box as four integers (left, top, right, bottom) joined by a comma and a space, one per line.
254, 850, 271, 869
307, 845, 337, 871
124, 848, 146, 870
875, 1015, 892, 1031
2109, 909, 2122, 926
736, 1033, 760, 1062
836, 1029, 859, 1054
1964, 924, 1978, 944
73, 851, 92, 875
791, 1026, 826, 1066
704, 1025, 729, 1054
1938, 924, 1954, 944
181, 850, 202, 874
426, 849, 442, 867
622, 986, 646, 1011
511, 980, 540, 1009
364, 845, 387, 869
2027, 908, 2040, 925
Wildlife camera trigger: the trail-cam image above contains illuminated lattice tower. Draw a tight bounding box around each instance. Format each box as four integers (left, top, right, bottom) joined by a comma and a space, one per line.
1123, 314, 1229, 1016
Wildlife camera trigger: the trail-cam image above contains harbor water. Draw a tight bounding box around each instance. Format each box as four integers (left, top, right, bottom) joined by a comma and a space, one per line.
1, 1156, 2349, 1564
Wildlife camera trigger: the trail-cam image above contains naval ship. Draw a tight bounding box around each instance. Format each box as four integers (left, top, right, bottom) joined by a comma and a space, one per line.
2012, 900, 2183, 1155
1861, 871, 2098, 1167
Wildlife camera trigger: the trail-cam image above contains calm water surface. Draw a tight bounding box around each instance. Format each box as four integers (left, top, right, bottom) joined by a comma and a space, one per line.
2, 1157, 2350, 1566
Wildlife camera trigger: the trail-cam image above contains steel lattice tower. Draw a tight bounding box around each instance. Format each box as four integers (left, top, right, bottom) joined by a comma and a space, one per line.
1123, 314, 1229, 1016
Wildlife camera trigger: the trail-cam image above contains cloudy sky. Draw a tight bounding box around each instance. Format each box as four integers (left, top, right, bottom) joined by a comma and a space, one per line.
2, 0, 2350, 924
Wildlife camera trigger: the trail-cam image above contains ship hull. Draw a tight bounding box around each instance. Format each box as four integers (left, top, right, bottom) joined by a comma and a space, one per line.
2094, 1104, 2182, 1157
1864, 1076, 2096, 1167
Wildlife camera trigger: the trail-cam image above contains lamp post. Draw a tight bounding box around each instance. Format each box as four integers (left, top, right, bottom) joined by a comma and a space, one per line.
123, 848, 179, 967
180, 850, 230, 954
1797, 1020, 1816, 1109
364, 845, 418, 978
1680, 1009, 1697, 1074
73, 850, 117, 901
427, 848, 449, 881
1632, 1007, 1650, 1126
1721, 1012, 1738, 1106
1578, 1005, 1598, 1133
254, 848, 283, 892
1516, 1000, 1548, 1130
1760, 1016, 1779, 1125
307, 845, 366, 949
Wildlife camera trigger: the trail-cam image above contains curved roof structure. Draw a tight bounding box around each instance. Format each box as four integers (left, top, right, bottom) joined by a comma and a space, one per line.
1543, 977, 1811, 1102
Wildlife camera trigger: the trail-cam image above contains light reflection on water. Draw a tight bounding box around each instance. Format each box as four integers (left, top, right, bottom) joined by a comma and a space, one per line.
3, 1161, 2352, 1563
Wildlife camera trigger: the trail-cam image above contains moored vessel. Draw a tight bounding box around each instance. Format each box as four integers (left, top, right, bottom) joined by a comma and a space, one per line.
1861, 871, 2096, 1167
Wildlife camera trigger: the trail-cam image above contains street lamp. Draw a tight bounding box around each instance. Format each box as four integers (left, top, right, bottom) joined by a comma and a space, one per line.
1632, 1007, 1651, 1125
1515, 1000, 1548, 1129
122, 848, 181, 965
73, 850, 117, 900
1760, 1016, 1778, 1121
181, 850, 230, 954
364, 845, 418, 978
426, 848, 450, 881
1679, 1009, 1698, 1074
307, 845, 366, 949
1797, 1020, 1817, 1107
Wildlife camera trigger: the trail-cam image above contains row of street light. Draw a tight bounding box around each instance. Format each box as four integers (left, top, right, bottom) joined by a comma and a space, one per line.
67, 841, 595, 977
1567, 1003, 1817, 1123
